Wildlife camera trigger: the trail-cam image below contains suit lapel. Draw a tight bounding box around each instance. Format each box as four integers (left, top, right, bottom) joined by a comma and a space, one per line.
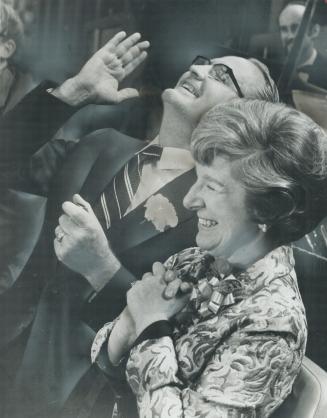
108, 168, 197, 256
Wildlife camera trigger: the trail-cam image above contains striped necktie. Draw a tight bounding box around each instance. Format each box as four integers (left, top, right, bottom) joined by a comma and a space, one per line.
94, 144, 163, 230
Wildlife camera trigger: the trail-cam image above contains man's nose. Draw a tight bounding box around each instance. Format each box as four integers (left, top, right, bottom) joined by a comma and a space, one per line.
183, 183, 203, 211
285, 29, 295, 41
189, 64, 209, 80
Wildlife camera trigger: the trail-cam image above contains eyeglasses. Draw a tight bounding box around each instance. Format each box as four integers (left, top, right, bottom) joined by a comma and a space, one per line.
191, 55, 244, 98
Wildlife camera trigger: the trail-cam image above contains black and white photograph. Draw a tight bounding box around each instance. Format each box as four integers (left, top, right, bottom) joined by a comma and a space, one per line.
0, 0, 327, 417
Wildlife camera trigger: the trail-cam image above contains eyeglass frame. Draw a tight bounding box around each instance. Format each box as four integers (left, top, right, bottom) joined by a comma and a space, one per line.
191, 55, 244, 98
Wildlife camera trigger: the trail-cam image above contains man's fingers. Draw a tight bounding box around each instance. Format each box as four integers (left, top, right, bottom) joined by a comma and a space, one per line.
54, 225, 65, 241
72, 194, 93, 214
113, 32, 142, 57
58, 214, 76, 234
102, 52, 123, 68
164, 279, 182, 299
120, 41, 150, 65
53, 233, 74, 260
54, 237, 62, 259
124, 51, 148, 78
116, 88, 139, 103
103, 31, 127, 49
62, 201, 89, 226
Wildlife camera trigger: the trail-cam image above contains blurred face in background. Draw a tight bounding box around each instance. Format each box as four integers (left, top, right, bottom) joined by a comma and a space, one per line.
279, 4, 319, 59
0, 7, 17, 65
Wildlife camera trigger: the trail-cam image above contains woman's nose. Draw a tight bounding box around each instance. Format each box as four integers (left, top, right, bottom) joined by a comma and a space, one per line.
183, 183, 203, 211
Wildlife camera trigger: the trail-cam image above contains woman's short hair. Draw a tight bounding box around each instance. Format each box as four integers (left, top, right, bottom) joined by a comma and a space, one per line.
0, 1, 24, 56
191, 99, 327, 245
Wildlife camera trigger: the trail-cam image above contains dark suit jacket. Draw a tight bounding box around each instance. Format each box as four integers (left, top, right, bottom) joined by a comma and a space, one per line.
1, 84, 197, 417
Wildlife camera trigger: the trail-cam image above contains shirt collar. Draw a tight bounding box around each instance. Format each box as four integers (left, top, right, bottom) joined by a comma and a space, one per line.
141, 138, 194, 171
299, 48, 317, 68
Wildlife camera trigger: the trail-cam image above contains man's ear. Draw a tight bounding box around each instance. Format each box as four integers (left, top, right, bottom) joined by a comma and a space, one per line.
0, 39, 16, 59
309, 23, 320, 40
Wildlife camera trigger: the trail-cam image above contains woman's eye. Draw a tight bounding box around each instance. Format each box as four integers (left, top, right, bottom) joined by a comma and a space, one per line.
206, 184, 217, 191
206, 184, 225, 193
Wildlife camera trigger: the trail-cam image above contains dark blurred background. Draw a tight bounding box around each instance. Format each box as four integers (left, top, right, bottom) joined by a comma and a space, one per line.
6, 0, 327, 84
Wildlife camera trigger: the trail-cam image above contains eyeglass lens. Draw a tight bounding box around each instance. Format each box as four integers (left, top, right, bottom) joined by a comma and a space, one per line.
191, 56, 243, 97
192, 57, 233, 85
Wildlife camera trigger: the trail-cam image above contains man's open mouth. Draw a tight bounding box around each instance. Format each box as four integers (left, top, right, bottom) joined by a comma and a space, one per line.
181, 81, 200, 97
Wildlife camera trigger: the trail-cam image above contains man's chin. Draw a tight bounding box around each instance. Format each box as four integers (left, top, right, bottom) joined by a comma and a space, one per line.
162, 87, 189, 103
286, 45, 293, 55
162, 88, 193, 112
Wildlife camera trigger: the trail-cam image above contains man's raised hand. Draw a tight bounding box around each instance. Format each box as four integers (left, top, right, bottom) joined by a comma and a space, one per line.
52, 31, 150, 106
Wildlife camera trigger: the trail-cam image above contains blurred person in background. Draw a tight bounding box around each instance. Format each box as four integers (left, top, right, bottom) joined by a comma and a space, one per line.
279, 0, 327, 90
0, 0, 35, 114
0, 0, 71, 298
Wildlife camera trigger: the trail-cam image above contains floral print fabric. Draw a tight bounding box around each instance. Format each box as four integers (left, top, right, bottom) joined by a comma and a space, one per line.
91, 246, 307, 417
125, 246, 307, 417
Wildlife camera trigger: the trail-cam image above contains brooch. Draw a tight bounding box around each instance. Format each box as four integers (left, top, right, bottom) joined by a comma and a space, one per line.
168, 248, 243, 318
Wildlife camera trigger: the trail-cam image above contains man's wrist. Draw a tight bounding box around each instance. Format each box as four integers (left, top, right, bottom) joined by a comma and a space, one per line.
51, 76, 94, 107
85, 255, 121, 292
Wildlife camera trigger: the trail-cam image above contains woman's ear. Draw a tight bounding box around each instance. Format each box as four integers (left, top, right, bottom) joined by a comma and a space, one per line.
0, 38, 16, 59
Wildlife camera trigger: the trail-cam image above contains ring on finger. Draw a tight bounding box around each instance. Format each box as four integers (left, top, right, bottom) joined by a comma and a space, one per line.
56, 230, 65, 243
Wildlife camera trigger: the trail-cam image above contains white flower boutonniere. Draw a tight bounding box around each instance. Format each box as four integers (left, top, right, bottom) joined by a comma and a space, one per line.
144, 194, 178, 232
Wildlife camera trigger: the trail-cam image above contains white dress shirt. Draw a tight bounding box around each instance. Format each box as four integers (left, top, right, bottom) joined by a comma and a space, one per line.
125, 142, 194, 214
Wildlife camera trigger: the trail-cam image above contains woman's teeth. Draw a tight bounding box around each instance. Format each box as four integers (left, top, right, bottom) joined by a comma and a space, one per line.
199, 218, 218, 227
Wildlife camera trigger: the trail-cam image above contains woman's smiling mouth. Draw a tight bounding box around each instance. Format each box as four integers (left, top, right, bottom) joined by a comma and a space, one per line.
198, 217, 218, 228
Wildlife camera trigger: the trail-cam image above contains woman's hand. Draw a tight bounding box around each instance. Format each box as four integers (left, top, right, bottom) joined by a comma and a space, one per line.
107, 306, 137, 365
127, 262, 192, 336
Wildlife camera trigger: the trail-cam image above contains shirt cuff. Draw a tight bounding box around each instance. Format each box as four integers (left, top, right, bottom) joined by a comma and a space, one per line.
88, 260, 121, 294
132, 320, 173, 349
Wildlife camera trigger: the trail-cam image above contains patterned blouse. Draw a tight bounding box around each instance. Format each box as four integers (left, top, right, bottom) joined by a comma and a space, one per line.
92, 246, 307, 418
